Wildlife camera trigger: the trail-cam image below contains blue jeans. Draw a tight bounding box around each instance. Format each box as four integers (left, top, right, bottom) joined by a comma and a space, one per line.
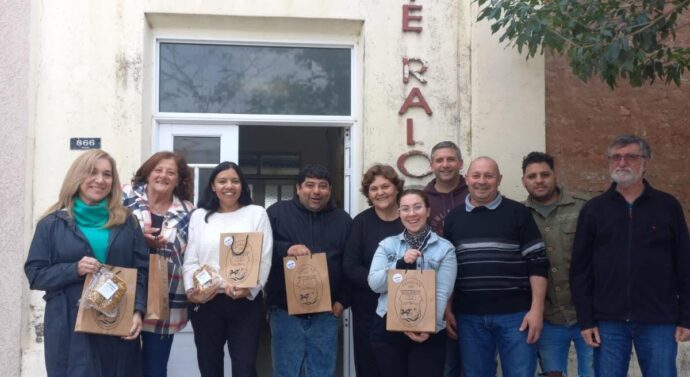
457, 311, 536, 377
537, 321, 593, 376
269, 306, 340, 377
141, 331, 175, 377
595, 320, 677, 377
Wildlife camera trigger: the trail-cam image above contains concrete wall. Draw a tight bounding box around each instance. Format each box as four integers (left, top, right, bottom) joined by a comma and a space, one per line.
19, 0, 545, 374
0, 0, 32, 376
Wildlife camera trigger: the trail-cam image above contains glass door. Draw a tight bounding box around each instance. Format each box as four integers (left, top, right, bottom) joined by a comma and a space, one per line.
158, 124, 239, 205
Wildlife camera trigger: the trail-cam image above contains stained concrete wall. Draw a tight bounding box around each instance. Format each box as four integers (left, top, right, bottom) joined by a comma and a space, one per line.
0, 0, 32, 376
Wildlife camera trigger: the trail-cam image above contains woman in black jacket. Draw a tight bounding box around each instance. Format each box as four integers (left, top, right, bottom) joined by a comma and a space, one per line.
25, 149, 148, 377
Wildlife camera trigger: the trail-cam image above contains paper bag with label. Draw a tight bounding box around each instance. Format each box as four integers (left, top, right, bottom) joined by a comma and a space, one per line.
284, 253, 332, 315
386, 269, 436, 333
75, 265, 137, 337
145, 253, 169, 321
219, 232, 263, 288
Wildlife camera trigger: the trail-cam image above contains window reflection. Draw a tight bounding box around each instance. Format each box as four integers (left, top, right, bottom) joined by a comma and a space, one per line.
159, 43, 351, 115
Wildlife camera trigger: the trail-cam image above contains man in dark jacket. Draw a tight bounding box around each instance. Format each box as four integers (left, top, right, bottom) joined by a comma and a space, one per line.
423, 141, 469, 377
570, 134, 690, 377
266, 164, 352, 377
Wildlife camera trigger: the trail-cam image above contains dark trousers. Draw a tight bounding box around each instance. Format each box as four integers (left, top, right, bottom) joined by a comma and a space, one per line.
370, 315, 446, 377
352, 309, 384, 377
189, 293, 264, 377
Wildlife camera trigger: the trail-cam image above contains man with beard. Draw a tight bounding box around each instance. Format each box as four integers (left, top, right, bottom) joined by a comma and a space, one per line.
444, 157, 549, 377
570, 134, 690, 376
521, 152, 592, 377
423, 141, 469, 377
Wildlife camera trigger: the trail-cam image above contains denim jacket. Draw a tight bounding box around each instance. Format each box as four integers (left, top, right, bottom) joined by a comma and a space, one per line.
368, 231, 457, 332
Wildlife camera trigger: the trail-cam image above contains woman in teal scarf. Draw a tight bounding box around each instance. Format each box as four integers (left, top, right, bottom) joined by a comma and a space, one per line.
25, 149, 148, 377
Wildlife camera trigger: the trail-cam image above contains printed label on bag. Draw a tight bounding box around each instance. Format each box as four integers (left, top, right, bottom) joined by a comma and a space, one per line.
97, 279, 119, 300
195, 270, 212, 286
286, 260, 296, 270
392, 273, 403, 284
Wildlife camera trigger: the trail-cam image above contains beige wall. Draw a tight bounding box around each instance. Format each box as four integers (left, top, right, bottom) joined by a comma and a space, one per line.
20, 0, 545, 374
0, 0, 32, 376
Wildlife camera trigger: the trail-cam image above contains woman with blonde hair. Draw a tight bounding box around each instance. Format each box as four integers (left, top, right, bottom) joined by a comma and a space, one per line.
25, 149, 148, 377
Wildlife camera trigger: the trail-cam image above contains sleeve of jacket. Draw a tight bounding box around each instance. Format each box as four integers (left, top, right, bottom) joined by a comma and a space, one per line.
570, 202, 596, 330
130, 216, 149, 315
436, 242, 457, 317
672, 198, 690, 328
182, 210, 202, 291
24, 215, 84, 292
335, 215, 353, 308
343, 216, 369, 290
267, 203, 292, 260
368, 240, 394, 294
519, 206, 549, 277
248, 208, 274, 300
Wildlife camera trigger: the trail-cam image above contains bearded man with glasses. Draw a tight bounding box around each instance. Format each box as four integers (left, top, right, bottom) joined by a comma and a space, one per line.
570, 134, 690, 377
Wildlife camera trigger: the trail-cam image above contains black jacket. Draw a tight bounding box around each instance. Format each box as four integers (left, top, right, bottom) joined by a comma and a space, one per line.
25, 210, 148, 377
266, 197, 352, 310
570, 181, 690, 329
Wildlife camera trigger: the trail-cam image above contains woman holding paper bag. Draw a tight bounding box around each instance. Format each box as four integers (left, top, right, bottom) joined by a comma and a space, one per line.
368, 189, 457, 377
122, 151, 194, 377
24, 149, 148, 377
182, 161, 273, 377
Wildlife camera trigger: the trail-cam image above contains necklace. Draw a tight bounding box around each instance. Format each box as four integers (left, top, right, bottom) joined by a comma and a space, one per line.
231, 234, 249, 256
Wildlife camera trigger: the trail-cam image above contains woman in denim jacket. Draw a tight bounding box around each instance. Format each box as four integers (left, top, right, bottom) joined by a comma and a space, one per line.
368, 188, 457, 377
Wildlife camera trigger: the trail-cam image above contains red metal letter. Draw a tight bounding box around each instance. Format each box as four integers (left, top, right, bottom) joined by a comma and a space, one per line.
402, 57, 429, 84
399, 87, 433, 115
402, 4, 422, 32
397, 150, 433, 178
406, 118, 415, 146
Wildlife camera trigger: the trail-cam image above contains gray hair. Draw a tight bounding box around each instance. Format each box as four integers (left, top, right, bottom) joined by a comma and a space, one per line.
430, 141, 462, 160
608, 134, 652, 158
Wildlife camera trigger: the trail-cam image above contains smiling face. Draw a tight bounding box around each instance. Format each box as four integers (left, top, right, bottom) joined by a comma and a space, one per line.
296, 177, 332, 212
466, 158, 502, 207
399, 193, 430, 234
522, 162, 558, 204
146, 158, 179, 198
212, 168, 242, 212
430, 147, 463, 185
608, 143, 647, 187
367, 175, 398, 212
78, 157, 113, 205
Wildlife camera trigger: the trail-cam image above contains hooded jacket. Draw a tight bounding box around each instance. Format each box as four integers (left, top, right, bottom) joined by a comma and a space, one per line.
423, 177, 469, 236
265, 196, 352, 310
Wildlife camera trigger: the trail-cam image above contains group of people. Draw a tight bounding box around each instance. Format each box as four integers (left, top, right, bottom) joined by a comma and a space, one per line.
24, 133, 690, 377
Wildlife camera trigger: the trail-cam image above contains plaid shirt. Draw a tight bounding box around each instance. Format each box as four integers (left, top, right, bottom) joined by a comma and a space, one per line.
123, 183, 193, 334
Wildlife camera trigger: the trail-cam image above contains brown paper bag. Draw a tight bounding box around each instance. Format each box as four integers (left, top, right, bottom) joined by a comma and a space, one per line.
386, 269, 436, 333
145, 253, 169, 321
75, 265, 137, 337
283, 253, 332, 315
219, 232, 263, 288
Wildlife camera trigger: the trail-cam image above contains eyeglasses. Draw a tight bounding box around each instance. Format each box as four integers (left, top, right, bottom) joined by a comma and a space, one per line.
607, 154, 646, 163
399, 204, 426, 215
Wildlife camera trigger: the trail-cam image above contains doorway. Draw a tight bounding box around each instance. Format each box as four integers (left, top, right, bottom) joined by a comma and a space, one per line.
159, 123, 349, 377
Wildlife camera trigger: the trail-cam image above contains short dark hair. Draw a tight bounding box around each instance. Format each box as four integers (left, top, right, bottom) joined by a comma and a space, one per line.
522, 152, 555, 173
360, 164, 405, 206
430, 141, 462, 160
198, 161, 253, 222
608, 134, 652, 158
132, 151, 193, 202
297, 164, 331, 186
398, 188, 430, 208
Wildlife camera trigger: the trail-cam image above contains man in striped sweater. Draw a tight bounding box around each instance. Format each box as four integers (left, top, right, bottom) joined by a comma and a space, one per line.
443, 156, 549, 377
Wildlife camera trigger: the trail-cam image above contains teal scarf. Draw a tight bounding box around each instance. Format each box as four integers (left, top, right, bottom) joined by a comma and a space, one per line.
73, 198, 111, 263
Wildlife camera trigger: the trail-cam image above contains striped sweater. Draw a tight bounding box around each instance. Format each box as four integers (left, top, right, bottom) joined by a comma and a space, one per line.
443, 195, 548, 315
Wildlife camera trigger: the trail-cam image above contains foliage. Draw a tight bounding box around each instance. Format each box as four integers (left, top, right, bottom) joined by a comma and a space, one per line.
477, 0, 690, 87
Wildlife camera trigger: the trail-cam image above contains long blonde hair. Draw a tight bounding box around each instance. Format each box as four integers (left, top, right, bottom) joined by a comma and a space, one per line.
43, 149, 128, 227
